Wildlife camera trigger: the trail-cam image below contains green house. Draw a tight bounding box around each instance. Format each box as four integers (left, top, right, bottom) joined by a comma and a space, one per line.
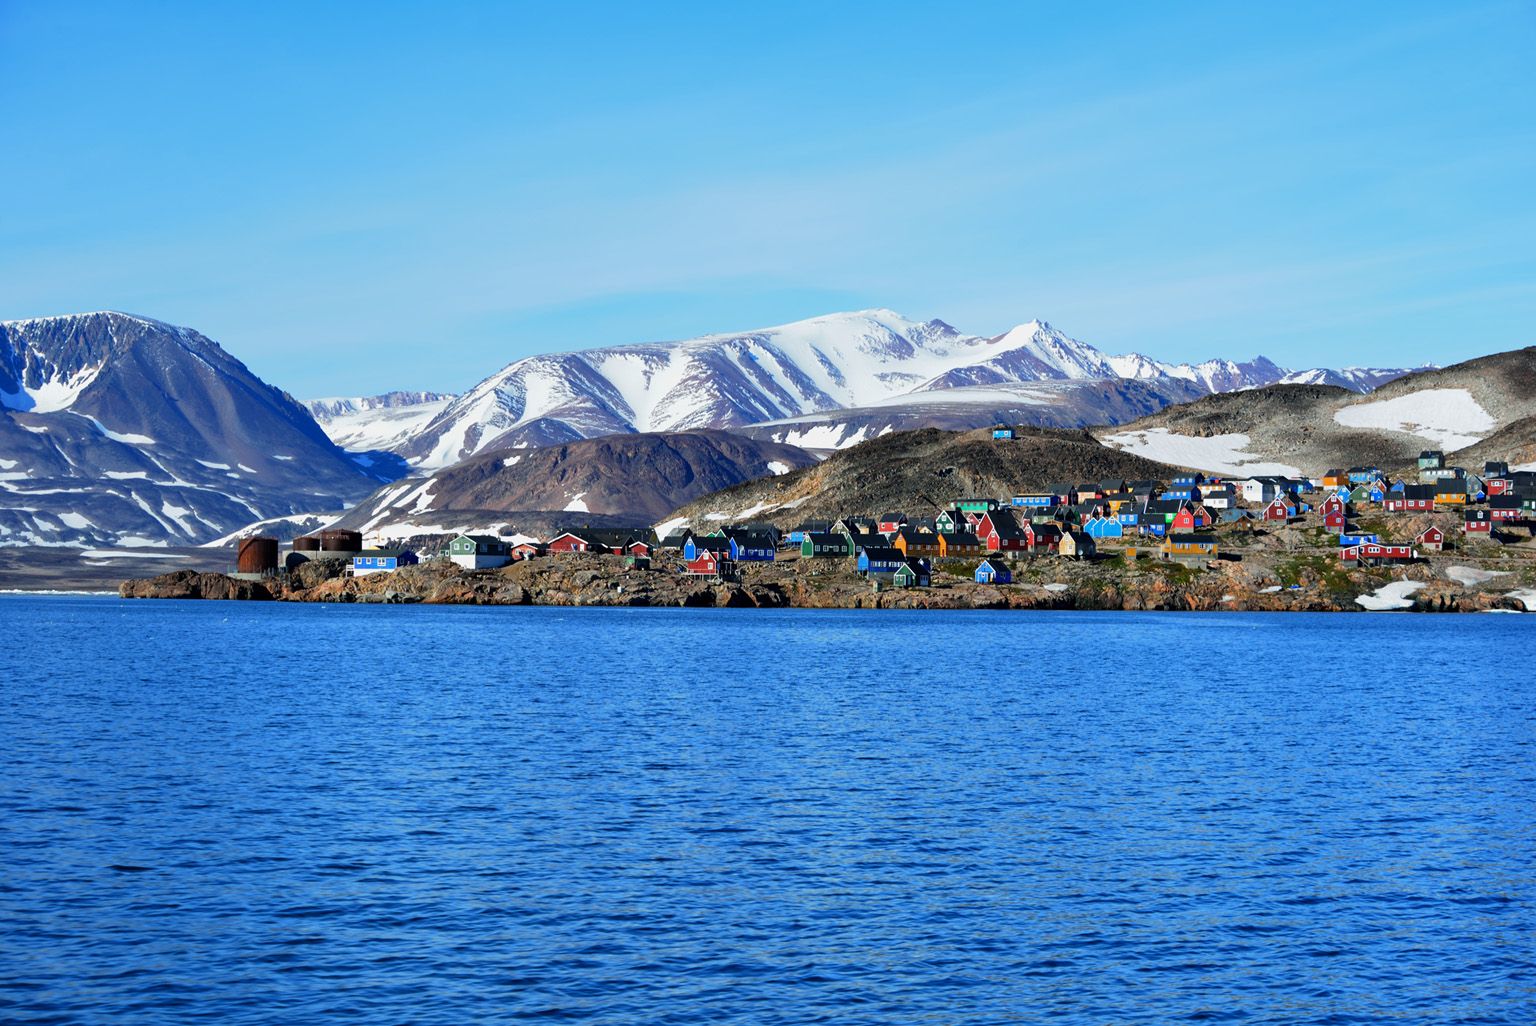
801, 533, 852, 558
954, 498, 999, 513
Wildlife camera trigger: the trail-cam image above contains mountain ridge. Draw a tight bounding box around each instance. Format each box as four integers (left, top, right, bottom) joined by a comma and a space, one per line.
386, 309, 1420, 468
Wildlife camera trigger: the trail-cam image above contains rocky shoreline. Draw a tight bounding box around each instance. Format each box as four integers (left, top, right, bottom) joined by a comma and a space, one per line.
118, 551, 1535, 613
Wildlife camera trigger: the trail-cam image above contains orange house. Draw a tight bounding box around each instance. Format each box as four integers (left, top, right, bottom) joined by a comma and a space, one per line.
937, 532, 982, 557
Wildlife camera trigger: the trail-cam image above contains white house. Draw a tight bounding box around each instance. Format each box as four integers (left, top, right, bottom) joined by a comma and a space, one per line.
448, 534, 511, 570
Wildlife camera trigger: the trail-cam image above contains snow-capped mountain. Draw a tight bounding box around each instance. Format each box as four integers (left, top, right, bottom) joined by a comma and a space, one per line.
1277, 366, 1432, 391
306, 390, 455, 453
0, 312, 403, 547
398, 310, 1417, 467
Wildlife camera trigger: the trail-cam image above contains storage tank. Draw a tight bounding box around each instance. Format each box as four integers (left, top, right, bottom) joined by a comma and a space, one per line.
293, 535, 321, 553
319, 529, 363, 552
236, 536, 279, 575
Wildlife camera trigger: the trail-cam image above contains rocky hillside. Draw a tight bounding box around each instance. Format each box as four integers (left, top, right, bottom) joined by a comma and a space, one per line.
664, 426, 1180, 529
0, 312, 402, 547
739, 377, 1209, 451
335, 429, 818, 533
1096, 348, 1536, 477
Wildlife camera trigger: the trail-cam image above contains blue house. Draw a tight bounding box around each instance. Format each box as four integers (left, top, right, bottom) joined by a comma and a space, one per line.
1338, 532, 1380, 547
683, 536, 730, 561
352, 548, 418, 577
1117, 511, 1140, 527
1171, 472, 1206, 487
1012, 493, 1055, 508
992, 427, 1015, 440
1083, 515, 1124, 539
726, 531, 777, 562
975, 558, 1012, 584
1141, 521, 1168, 538
1161, 486, 1201, 502
856, 546, 905, 574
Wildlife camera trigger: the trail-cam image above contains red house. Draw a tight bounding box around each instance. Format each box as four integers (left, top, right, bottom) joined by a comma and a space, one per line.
546, 532, 597, 553
1171, 504, 1212, 532
510, 541, 546, 561
1342, 542, 1415, 565
1464, 509, 1492, 534
684, 550, 732, 577
978, 511, 1027, 552
1023, 522, 1063, 552
1262, 497, 1296, 522
624, 540, 653, 557
1323, 509, 1347, 532
1318, 494, 1347, 517
1487, 478, 1514, 496
1416, 526, 1445, 552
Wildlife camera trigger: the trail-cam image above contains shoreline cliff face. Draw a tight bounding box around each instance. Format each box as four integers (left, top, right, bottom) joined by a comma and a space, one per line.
118, 553, 1533, 613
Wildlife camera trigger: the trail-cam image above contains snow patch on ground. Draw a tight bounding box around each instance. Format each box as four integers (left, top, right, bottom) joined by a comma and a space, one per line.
766, 461, 792, 475
1356, 580, 1424, 610
1043, 583, 1069, 592
1099, 428, 1302, 476
196, 459, 231, 470
1332, 388, 1494, 450
563, 492, 589, 513
1505, 589, 1536, 611
653, 516, 689, 537
104, 470, 148, 480
503, 455, 523, 467
57, 511, 92, 530
1446, 566, 1510, 587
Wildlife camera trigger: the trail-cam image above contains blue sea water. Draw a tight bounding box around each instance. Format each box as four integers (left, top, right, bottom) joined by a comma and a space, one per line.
1, 596, 1533, 1025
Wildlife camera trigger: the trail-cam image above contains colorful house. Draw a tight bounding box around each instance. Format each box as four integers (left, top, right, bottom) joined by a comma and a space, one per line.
1434, 481, 1471, 507
1416, 526, 1445, 552
937, 531, 982, 557
892, 529, 941, 559
992, 426, 1015, 440
352, 548, 418, 577
1384, 485, 1435, 512
1083, 515, 1124, 539
726, 531, 777, 562
1464, 509, 1493, 534
448, 534, 511, 569
1262, 497, 1298, 522
1058, 531, 1096, 560
974, 558, 1011, 584
1159, 534, 1218, 564
801, 533, 852, 558
684, 549, 733, 577
1339, 543, 1414, 566
856, 546, 906, 574
683, 535, 730, 561
1023, 521, 1063, 552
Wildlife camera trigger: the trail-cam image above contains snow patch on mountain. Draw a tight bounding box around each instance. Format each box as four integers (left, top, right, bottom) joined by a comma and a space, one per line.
396, 310, 1414, 470
1332, 388, 1494, 451
1100, 428, 1303, 477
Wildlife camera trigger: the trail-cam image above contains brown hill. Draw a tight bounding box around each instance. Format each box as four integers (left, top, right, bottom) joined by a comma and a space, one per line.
336, 429, 817, 530
665, 426, 1181, 528
1096, 347, 1536, 476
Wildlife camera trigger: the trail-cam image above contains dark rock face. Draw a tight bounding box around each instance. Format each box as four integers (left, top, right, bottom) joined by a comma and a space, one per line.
0, 312, 403, 546
119, 570, 274, 600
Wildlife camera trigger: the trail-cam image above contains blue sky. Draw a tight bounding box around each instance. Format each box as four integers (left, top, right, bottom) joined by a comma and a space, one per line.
2, 2, 1533, 396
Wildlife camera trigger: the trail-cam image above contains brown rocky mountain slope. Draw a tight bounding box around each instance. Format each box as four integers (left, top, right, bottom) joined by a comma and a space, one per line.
664, 426, 1180, 528
334, 429, 818, 530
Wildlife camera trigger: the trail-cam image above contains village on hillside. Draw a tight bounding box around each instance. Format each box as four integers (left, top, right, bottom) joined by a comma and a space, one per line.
209, 434, 1536, 608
